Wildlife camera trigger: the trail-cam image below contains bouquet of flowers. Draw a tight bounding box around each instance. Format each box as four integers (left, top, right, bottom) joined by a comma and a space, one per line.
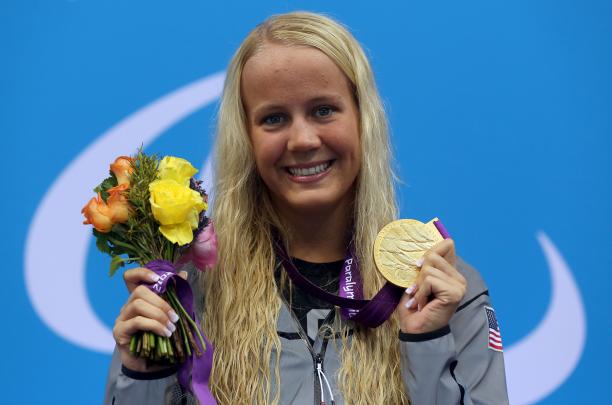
81, 150, 217, 366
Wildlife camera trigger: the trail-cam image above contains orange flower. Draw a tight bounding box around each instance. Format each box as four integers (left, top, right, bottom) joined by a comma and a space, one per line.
110, 156, 134, 186
82, 193, 113, 233
107, 183, 130, 223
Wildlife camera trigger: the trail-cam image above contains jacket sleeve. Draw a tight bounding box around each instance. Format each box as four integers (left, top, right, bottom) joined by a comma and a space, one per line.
399, 259, 509, 405
104, 347, 186, 405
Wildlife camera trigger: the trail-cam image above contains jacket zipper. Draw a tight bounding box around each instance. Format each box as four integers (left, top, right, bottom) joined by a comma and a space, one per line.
315, 351, 335, 405
310, 311, 335, 405
280, 295, 336, 405
315, 354, 324, 405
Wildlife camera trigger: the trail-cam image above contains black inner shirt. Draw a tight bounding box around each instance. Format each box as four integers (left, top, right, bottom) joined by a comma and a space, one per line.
275, 257, 343, 340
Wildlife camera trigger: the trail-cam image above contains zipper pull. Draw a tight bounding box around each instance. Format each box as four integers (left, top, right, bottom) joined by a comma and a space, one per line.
316, 353, 335, 405
315, 354, 325, 405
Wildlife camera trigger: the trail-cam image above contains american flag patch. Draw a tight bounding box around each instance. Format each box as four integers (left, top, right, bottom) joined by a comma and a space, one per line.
485, 306, 503, 352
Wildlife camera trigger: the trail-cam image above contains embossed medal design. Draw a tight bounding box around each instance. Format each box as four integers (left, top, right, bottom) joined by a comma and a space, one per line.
373, 218, 446, 287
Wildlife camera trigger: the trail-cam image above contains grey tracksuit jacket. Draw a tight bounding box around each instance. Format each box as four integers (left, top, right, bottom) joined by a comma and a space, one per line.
105, 259, 509, 404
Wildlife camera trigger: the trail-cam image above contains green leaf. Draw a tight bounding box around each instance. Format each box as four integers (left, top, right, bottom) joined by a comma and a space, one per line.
110, 245, 130, 256
94, 175, 118, 202
109, 255, 125, 277
92, 229, 112, 256
95, 235, 112, 255
111, 223, 129, 233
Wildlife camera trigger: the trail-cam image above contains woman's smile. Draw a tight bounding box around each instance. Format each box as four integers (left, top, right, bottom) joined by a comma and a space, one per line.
284, 160, 334, 182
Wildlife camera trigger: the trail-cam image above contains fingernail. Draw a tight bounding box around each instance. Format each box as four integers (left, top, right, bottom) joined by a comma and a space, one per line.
417, 303, 422, 312
415, 258, 424, 267
168, 310, 179, 323
149, 274, 160, 282
405, 298, 415, 309
163, 327, 172, 337
166, 321, 176, 333
405, 284, 416, 295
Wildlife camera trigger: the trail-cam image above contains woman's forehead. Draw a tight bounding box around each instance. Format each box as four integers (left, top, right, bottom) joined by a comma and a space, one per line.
241, 43, 352, 107
244, 43, 335, 78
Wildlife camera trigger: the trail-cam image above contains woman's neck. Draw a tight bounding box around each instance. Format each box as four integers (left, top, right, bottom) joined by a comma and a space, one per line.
280, 204, 352, 263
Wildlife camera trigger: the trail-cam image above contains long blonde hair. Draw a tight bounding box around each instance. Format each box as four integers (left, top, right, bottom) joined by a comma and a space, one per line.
203, 11, 407, 404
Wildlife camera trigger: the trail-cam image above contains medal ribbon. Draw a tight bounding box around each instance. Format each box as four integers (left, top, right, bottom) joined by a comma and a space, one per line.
274, 220, 450, 328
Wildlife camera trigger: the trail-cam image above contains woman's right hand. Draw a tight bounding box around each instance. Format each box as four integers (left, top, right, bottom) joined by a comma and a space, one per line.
112, 267, 182, 372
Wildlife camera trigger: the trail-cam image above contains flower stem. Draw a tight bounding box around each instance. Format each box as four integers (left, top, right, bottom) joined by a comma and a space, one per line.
171, 322, 186, 362
129, 335, 138, 354
167, 285, 206, 354
107, 235, 139, 253
166, 289, 193, 356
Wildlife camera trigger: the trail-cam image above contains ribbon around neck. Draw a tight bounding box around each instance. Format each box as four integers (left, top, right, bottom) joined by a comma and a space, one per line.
144, 260, 216, 405
274, 219, 450, 328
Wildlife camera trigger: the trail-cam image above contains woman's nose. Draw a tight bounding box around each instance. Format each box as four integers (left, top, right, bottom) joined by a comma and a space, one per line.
286, 119, 321, 151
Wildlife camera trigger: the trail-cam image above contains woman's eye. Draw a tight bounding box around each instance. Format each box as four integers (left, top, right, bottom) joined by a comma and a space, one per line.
262, 114, 284, 125
315, 106, 334, 118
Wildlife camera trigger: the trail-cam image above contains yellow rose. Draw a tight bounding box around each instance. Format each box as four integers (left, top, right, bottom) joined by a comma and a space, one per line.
149, 179, 206, 245
157, 156, 198, 187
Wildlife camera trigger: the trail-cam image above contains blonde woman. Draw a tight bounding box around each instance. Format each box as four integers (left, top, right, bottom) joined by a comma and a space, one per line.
106, 12, 509, 405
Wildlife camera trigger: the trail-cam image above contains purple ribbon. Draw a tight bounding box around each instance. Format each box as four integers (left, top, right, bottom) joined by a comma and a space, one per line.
145, 260, 216, 405
274, 237, 403, 328
338, 247, 362, 320
433, 220, 450, 239
274, 219, 450, 328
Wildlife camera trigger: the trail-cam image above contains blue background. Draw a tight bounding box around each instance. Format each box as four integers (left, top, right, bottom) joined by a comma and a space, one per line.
2, 1, 610, 403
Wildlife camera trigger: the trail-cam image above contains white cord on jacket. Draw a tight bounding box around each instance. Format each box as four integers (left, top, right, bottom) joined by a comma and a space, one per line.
316, 362, 335, 405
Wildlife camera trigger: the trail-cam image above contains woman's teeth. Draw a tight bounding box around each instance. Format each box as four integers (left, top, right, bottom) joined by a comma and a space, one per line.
288, 161, 331, 177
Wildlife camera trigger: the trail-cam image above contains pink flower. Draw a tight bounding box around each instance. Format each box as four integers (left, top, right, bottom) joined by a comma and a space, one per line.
178, 222, 217, 271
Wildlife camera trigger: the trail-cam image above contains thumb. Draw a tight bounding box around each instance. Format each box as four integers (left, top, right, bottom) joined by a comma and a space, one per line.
178, 271, 188, 280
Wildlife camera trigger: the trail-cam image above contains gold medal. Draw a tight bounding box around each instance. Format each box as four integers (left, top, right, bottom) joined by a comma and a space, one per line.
373, 218, 445, 287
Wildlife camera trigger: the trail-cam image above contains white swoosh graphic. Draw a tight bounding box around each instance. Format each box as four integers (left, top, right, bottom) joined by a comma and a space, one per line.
200, 152, 215, 211
505, 232, 586, 404
24, 72, 225, 353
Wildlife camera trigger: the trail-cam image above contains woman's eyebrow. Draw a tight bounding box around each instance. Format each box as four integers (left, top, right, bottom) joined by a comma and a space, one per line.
251, 103, 285, 119
308, 94, 343, 105
250, 94, 345, 118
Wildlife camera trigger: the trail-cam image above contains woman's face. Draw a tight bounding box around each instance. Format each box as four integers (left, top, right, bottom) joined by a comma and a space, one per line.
242, 43, 361, 218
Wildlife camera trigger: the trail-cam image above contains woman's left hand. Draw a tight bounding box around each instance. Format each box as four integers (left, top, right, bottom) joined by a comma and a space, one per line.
397, 239, 467, 334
